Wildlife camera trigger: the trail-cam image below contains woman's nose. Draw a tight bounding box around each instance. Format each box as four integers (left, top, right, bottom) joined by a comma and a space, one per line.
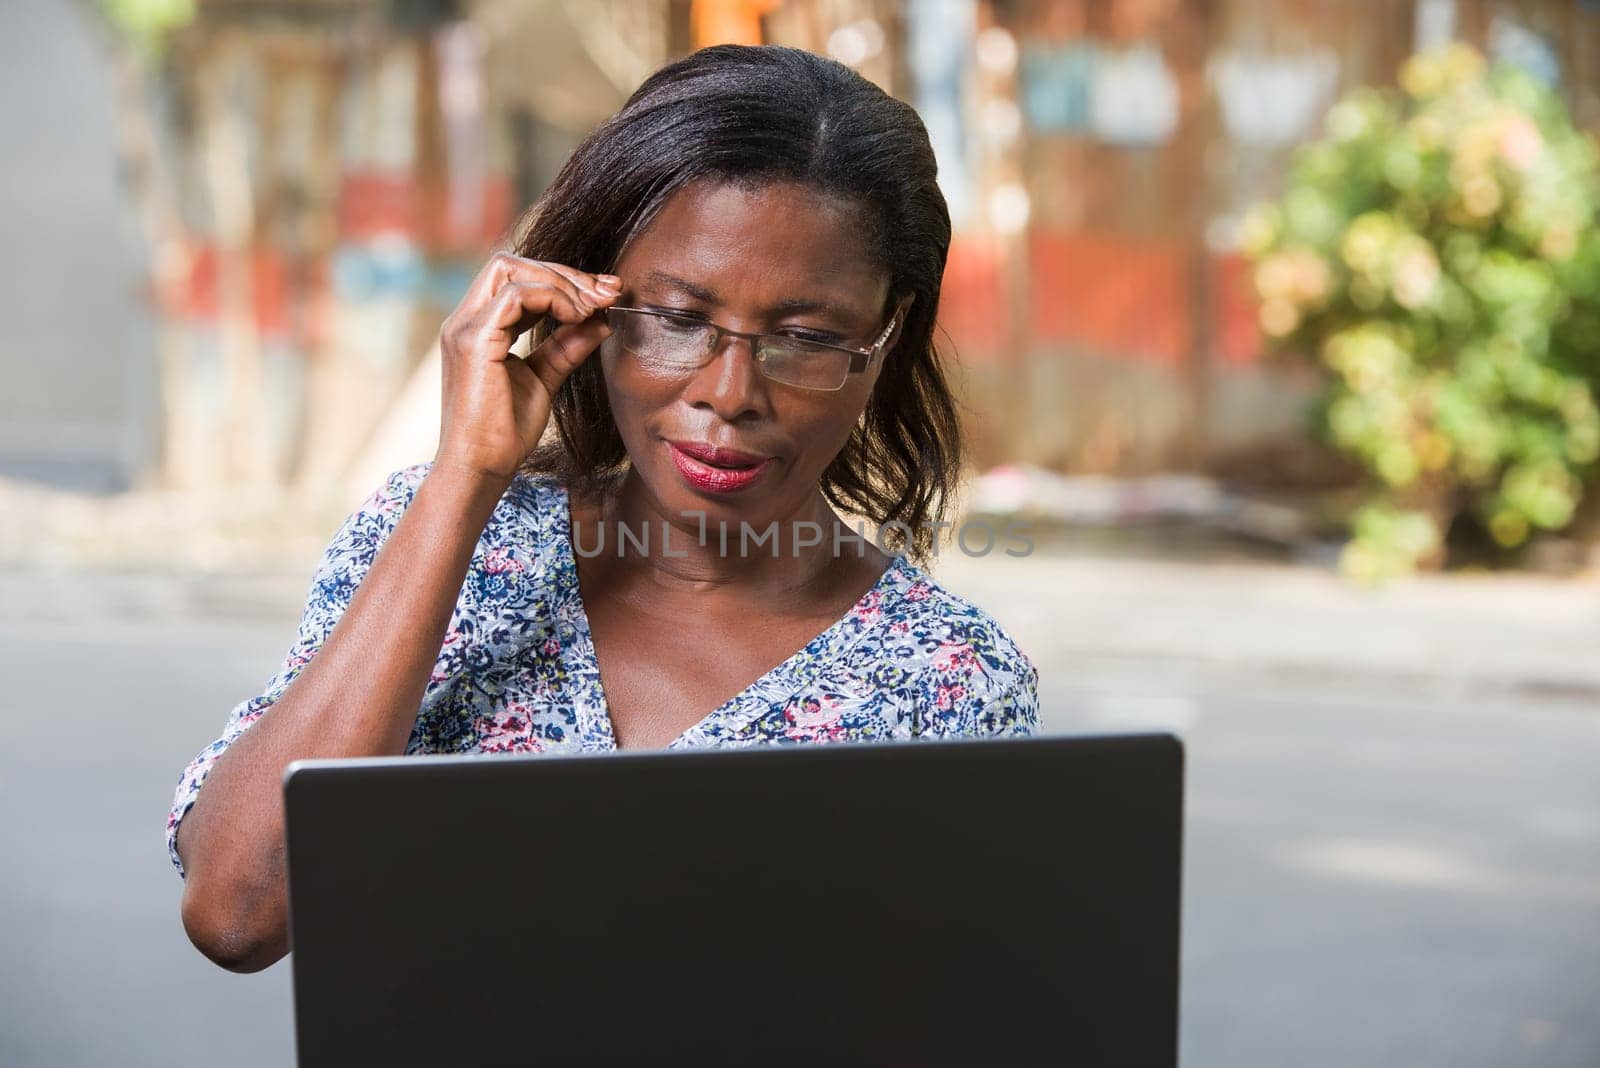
685, 334, 770, 423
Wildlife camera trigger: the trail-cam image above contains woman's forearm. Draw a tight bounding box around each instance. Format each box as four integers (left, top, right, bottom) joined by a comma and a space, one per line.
177, 462, 511, 971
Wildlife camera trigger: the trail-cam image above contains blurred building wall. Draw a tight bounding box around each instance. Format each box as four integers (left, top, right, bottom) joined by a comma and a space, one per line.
935, 0, 1424, 478
25, 0, 1600, 505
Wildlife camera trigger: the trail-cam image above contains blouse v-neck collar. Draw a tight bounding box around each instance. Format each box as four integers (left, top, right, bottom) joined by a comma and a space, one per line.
544, 479, 917, 751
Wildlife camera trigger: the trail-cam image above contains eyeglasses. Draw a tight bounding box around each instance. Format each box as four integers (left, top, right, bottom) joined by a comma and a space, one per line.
602, 306, 897, 392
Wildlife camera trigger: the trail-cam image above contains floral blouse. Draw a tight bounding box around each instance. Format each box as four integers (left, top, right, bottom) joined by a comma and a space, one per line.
166, 463, 1039, 877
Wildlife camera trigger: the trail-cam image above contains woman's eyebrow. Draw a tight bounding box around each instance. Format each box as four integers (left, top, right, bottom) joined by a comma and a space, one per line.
640, 271, 719, 304
640, 271, 860, 322
770, 296, 857, 321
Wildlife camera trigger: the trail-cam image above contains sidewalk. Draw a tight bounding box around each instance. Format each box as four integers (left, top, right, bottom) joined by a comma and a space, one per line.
5, 542, 1596, 706
930, 549, 1600, 706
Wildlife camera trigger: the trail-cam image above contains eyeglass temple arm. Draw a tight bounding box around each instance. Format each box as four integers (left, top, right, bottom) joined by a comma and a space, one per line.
848, 314, 900, 372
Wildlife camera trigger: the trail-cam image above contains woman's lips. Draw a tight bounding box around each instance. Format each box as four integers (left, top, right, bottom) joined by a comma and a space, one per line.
667, 441, 775, 494
672, 441, 767, 467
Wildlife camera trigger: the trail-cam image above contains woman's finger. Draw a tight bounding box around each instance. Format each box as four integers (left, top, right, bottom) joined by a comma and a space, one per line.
458, 251, 528, 308
526, 316, 612, 396
460, 252, 594, 318
472, 281, 592, 356
505, 273, 596, 325
540, 261, 623, 302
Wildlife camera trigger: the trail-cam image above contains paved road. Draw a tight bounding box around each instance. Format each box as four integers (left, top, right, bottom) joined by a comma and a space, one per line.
2, 604, 1596, 1067
1049, 674, 1600, 1068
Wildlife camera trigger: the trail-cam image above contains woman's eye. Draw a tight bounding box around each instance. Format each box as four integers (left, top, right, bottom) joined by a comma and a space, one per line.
656, 315, 707, 335
780, 330, 843, 346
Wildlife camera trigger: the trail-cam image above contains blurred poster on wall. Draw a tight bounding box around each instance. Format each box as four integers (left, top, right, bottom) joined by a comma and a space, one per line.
1088, 40, 1177, 147
1210, 47, 1338, 148
1017, 1, 1177, 148
1020, 39, 1094, 134
1487, 9, 1560, 85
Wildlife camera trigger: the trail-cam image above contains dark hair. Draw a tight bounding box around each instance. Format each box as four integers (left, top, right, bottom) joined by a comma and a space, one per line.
513, 44, 962, 562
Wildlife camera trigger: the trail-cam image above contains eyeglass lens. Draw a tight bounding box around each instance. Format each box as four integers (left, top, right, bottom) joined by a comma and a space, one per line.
608, 310, 854, 391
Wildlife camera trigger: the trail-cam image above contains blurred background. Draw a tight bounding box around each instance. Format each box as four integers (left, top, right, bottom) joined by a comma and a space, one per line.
2, 1, 1598, 1065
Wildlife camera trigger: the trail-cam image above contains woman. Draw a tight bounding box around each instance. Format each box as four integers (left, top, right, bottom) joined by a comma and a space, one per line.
170, 44, 1038, 973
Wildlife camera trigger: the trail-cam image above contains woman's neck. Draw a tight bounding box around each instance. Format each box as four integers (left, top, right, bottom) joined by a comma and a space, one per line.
573, 469, 887, 604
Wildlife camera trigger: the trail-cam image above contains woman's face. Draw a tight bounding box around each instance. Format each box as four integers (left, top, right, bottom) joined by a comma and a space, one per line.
600, 179, 899, 531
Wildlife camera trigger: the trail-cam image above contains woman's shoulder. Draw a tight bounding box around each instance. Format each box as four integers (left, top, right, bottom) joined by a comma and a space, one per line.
327, 463, 574, 593
859, 558, 1039, 736
877, 558, 1039, 691
351, 462, 568, 532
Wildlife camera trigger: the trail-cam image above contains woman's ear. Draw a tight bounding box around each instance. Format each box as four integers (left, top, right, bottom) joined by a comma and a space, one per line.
883, 294, 916, 355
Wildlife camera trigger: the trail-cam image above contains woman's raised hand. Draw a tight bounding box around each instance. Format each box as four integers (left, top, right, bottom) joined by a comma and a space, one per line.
433, 252, 621, 483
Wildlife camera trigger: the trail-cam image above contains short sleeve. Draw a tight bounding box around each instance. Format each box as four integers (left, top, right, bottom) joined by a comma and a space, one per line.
165, 464, 430, 879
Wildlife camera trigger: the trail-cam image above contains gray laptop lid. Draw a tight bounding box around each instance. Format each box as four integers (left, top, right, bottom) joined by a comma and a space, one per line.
284, 733, 1183, 1067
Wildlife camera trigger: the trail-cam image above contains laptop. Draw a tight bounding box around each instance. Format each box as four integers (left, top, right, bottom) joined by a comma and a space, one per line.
284, 733, 1183, 1067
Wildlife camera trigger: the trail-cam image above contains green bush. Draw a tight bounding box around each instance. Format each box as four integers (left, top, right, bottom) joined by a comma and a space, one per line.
1242, 44, 1600, 580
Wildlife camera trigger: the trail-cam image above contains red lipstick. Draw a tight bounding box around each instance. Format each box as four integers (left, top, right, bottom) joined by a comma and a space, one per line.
667, 441, 775, 494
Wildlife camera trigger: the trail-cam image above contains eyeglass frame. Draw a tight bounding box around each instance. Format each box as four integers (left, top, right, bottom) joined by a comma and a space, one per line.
600, 304, 902, 391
